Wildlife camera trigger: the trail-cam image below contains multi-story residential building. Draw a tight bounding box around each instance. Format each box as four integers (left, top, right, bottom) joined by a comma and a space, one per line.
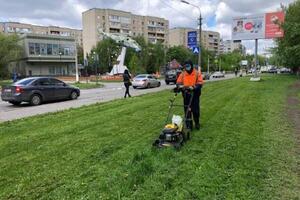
0, 22, 82, 46
82, 8, 169, 58
9, 33, 76, 76
219, 40, 246, 55
169, 28, 221, 54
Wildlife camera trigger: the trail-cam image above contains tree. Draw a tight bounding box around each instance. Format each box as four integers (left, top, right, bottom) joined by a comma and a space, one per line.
0, 34, 22, 78
166, 46, 192, 64
147, 42, 165, 73
275, 0, 300, 72
128, 54, 139, 75
77, 45, 84, 65
93, 38, 119, 74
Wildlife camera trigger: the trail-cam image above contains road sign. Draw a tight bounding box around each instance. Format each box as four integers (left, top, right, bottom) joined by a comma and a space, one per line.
192, 47, 200, 54
187, 31, 197, 49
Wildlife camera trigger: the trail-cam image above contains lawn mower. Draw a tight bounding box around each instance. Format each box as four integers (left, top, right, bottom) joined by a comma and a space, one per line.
153, 86, 194, 149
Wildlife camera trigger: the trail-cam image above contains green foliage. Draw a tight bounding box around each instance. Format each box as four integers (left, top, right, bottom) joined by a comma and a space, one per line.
166, 45, 192, 64
0, 33, 22, 78
92, 38, 120, 74
0, 75, 299, 199
128, 54, 139, 75
219, 51, 243, 71
147, 42, 165, 73
275, 0, 300, 71
77, 45, 84, 65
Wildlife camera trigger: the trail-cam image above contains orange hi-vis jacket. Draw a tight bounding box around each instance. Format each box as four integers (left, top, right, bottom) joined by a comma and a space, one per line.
176, 69, 204, 87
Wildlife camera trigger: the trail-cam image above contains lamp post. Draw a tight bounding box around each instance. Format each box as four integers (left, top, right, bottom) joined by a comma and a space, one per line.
180, 0, 202, 72
93, 51, 99, 85
75, 45, 79, 83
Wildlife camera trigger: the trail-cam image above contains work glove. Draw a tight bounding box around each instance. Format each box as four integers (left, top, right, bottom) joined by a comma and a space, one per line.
173, 84, 182, 93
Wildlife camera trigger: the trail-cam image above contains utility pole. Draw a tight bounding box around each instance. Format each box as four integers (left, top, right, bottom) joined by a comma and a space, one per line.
180, 0, 202, 71
75, 45, 79, 83
198, 13, 202, 72
207, 56, 210, 74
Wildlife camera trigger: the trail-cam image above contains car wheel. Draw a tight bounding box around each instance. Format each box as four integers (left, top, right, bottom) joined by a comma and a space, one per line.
30, 94, 42, 106
147, 83, 151, 88
133, 86, 137, 89
165, 81, 169, 85
157, 82, 161, 87
9, 101, 21, 106
70, 91, 78, 100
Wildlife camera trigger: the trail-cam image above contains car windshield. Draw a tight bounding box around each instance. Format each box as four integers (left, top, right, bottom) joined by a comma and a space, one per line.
14, 78, 36, 86
135, 75, 147, 79
167, 70, 176, 75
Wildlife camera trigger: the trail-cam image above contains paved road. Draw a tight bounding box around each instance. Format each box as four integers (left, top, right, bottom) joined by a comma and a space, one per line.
0, 74, 236, 122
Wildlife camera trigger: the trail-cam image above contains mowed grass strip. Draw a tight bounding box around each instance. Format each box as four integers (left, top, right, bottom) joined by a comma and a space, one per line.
0, 75, 299, 199
71, 82, 104, 89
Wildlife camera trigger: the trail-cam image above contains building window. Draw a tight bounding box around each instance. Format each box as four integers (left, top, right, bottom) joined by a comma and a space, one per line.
109, 15, 120, 21
120, 17, 130, 24
49, 67, 55, 75
29, 43, 35, 55
53, 44, 59, 55
35, 43, 40, 55
40, 43, 47, 55
47, 44, 52, 55
56, 66, 62, 75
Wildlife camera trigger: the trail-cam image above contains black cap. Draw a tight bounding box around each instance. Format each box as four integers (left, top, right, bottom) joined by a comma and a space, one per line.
184, 60, 193, 68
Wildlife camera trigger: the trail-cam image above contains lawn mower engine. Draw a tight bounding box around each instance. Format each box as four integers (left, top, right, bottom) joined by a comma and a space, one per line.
153, 123, 184, 148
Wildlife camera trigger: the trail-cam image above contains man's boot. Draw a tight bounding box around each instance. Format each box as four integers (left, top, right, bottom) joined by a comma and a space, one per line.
194, 118, 200, 130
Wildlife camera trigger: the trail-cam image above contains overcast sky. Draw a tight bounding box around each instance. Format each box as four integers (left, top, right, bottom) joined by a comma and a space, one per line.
0, 0, 295, 54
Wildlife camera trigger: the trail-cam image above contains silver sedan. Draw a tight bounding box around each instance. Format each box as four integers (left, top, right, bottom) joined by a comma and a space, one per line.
132, 74, 161, 89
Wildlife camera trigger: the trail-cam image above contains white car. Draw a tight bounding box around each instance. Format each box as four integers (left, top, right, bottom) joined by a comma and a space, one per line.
132, 74, 161, 89
211, 71, 225, 78
279, 67, 291, 73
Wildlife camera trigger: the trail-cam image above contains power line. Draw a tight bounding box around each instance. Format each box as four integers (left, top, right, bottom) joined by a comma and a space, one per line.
159, 0, 196, 21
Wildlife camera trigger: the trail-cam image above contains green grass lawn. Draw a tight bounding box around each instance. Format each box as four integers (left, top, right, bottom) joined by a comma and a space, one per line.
0, 80, 12, 87
0, 75, 299, 199
70, 82, 104, 89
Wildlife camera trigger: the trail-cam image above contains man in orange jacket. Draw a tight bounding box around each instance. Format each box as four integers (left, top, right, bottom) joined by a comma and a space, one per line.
176, 60, 204, 130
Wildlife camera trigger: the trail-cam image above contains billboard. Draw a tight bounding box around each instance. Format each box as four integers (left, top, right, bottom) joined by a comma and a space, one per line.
232, 11, 284, 40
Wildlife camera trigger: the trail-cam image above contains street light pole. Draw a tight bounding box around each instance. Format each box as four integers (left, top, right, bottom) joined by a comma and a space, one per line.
75, 45, 79, 83
180, 0, 202, 72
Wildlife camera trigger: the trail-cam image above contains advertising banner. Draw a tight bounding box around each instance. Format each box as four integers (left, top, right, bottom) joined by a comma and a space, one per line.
265, 11, 285, 39
187, 31, 197, 49
232, 11, 285, 40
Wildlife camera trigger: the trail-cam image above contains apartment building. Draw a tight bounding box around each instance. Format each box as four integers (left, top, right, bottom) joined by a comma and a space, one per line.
82, 8, 169, 58
0, 22, 82, 46
169, 28, 221, 54
219, 40, 246, 55
9, 33, 76, 77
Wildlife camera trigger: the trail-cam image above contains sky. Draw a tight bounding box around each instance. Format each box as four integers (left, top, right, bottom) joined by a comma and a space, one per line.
0, 0, 295, 55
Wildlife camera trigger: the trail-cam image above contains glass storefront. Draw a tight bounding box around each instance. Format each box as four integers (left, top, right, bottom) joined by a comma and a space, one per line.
28, 42, 75, 56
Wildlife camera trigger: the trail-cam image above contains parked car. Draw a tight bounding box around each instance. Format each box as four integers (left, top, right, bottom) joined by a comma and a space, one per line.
268, 67, 278, 74
279, 67, 291, 74
165, 69, 182, 85
260, 66, 268, 73
132, 74, 161, 89
1, 77, 80, 106
211, 71, 225, 78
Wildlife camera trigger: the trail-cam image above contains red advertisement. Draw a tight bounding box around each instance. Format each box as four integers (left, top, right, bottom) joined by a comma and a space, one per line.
265, 11, 285, 39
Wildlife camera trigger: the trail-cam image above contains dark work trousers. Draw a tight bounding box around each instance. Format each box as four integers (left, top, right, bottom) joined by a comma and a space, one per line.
182, 88, 201, 129
124, 82, 131, 98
